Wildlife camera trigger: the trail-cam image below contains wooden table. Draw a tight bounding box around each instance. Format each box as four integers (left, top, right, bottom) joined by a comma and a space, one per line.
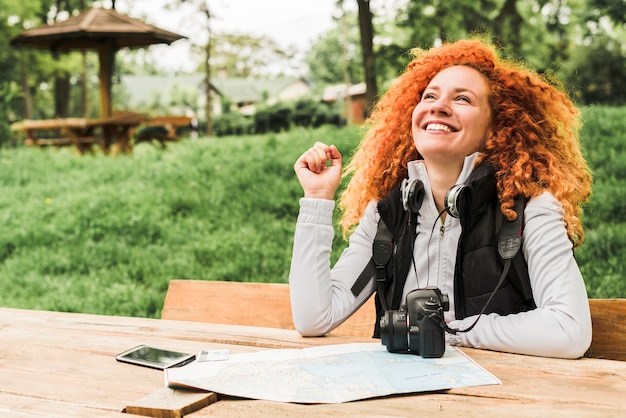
11, 113, 146, 155
1, 307, 624, 417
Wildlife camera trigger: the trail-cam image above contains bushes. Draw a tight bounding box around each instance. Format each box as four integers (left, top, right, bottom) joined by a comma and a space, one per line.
212, 112, 254, 137
575, 106, 626, 298
213, 98, 339, 136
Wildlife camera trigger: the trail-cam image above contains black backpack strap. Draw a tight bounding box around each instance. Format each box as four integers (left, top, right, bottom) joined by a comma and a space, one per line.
498, 195, 524, 260
351, 218, 394, 312
351, 259, 375, 298
499, 196, 535, 307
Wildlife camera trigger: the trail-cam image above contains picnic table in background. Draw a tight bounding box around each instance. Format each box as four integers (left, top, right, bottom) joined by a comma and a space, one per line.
11, 111, 192, 154
10, 111, 146, 155
11, 117, 108, 154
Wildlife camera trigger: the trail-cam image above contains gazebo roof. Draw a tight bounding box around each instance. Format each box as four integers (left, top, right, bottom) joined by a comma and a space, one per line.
10, 7, 185, 51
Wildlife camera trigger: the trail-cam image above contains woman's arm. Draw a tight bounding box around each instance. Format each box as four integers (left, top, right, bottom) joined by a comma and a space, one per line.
289, 200, 379, 336
447, 192, 592, 358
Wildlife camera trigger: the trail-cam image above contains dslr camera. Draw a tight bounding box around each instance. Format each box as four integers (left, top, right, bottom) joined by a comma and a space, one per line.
379, 287, 450, 358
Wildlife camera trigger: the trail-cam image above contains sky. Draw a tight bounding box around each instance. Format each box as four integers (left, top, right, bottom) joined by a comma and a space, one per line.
108, 0, 341, 73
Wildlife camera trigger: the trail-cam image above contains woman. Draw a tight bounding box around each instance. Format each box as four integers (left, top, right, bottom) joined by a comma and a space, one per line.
289, 39, 593, 359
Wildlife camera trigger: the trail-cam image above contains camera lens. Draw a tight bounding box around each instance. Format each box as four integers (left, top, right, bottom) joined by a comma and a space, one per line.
380, 310, 409, 353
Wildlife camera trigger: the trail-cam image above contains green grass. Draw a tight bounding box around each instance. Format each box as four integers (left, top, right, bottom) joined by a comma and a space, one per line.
0, 126, 360, 317
0, 106, 624, 318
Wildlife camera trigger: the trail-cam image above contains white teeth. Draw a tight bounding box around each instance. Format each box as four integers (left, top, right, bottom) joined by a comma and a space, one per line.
426, 123, 452, 132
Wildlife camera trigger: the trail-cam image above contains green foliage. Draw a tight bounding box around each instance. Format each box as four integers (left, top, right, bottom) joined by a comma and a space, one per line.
212, 112, 254, 137
559, 35, 626, 105
212, 99, 337, 137
213, 99, 338, 137
576, 106, 626, 298
292, 99, 338, 128
254, 102, 292, 134
210, 33, 293, 78
0, 125, 361, 317
306, 10, 364, 86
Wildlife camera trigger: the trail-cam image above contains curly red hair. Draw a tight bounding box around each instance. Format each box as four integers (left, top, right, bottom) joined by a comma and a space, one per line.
339, 38, 592, 247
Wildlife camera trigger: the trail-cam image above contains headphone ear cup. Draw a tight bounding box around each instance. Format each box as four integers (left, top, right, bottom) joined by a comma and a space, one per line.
401, 179, 424, 213
444, 184, 466, 218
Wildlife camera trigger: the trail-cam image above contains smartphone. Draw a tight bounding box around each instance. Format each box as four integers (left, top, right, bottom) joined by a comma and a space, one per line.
116, 345, 196, 370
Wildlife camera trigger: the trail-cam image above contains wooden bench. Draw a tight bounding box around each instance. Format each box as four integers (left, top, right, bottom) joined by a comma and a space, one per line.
162, 279, 376, 338
11, 118, 104, 154
587, 298, 626, 361
163, 280, 626, 358
132, 115, 192, 148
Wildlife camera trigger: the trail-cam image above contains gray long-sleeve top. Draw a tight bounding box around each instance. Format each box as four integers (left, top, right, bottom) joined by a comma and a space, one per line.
289, 154, 592, 359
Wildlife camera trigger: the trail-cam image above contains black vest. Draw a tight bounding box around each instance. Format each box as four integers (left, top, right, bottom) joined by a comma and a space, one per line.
352, 162, 536, 338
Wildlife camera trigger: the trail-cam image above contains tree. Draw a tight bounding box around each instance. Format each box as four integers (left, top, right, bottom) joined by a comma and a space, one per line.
211, 33, 293, 78
390, 0, 625, 105
492, 0, 524, 53
167, 0, 213, 135
39, 0, 92, 117
356, 0, 377, 115
306, 11, 363, 86
396, 0, 498, 46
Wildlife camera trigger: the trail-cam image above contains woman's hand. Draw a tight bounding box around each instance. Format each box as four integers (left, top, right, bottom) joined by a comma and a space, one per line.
294, 142, 343, 200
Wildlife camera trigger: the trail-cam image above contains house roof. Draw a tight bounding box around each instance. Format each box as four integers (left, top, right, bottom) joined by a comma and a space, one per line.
322, 82, 367, 101
211, 77, 308, 104
119, 74, 309, 108
119, 74, 205, 108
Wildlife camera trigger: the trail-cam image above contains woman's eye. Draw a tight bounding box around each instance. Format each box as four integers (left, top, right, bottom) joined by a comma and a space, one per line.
456, 95, 471, 103
422, 93, 436, 101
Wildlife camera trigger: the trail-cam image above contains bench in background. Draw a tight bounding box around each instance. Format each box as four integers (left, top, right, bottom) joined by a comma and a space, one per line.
163, 280, 626, 359
11, 118, 104, 154
587, 298, 626, 361
161, 279, 376, 338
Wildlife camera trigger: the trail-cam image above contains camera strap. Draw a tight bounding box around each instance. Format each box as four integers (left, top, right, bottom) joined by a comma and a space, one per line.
445, 195, 525, 334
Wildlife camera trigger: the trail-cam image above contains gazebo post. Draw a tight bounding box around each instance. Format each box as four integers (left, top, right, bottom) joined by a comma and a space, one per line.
98, 46, 115, 119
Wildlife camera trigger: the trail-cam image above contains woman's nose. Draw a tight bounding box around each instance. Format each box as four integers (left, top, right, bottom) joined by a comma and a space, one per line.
429, 99, 451, 115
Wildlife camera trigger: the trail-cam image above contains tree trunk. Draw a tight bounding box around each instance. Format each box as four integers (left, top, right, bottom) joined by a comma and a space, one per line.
493, 0, 523, 53
52, 52, 71, 118
54, 74, 71, 118
357, 0, 377, 117
20, 54, 33, 119
81, 52, 88, 118
80, 0, 87, 117
205, 36, 213, 137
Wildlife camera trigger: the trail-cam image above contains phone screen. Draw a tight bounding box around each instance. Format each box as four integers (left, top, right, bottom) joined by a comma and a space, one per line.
116, 345, 196, 370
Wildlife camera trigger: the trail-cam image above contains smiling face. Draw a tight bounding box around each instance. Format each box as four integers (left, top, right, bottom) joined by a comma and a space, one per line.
412, 65, 493, 166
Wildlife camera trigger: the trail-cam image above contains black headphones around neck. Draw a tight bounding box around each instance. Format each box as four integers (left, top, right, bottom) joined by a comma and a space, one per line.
400, 178, 424, 213
401, 178, 467, 218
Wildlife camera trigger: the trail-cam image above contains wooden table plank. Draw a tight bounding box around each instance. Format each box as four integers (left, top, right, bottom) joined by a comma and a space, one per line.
0, 308, 369, 417
450, 348, 626, 406
193, 395, 618, 417
0, 393, 131, 417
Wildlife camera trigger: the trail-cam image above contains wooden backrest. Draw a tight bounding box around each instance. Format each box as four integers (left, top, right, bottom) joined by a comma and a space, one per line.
146, 115, 192, 127
161, 280, 376, 338
587, 299, 626, 361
